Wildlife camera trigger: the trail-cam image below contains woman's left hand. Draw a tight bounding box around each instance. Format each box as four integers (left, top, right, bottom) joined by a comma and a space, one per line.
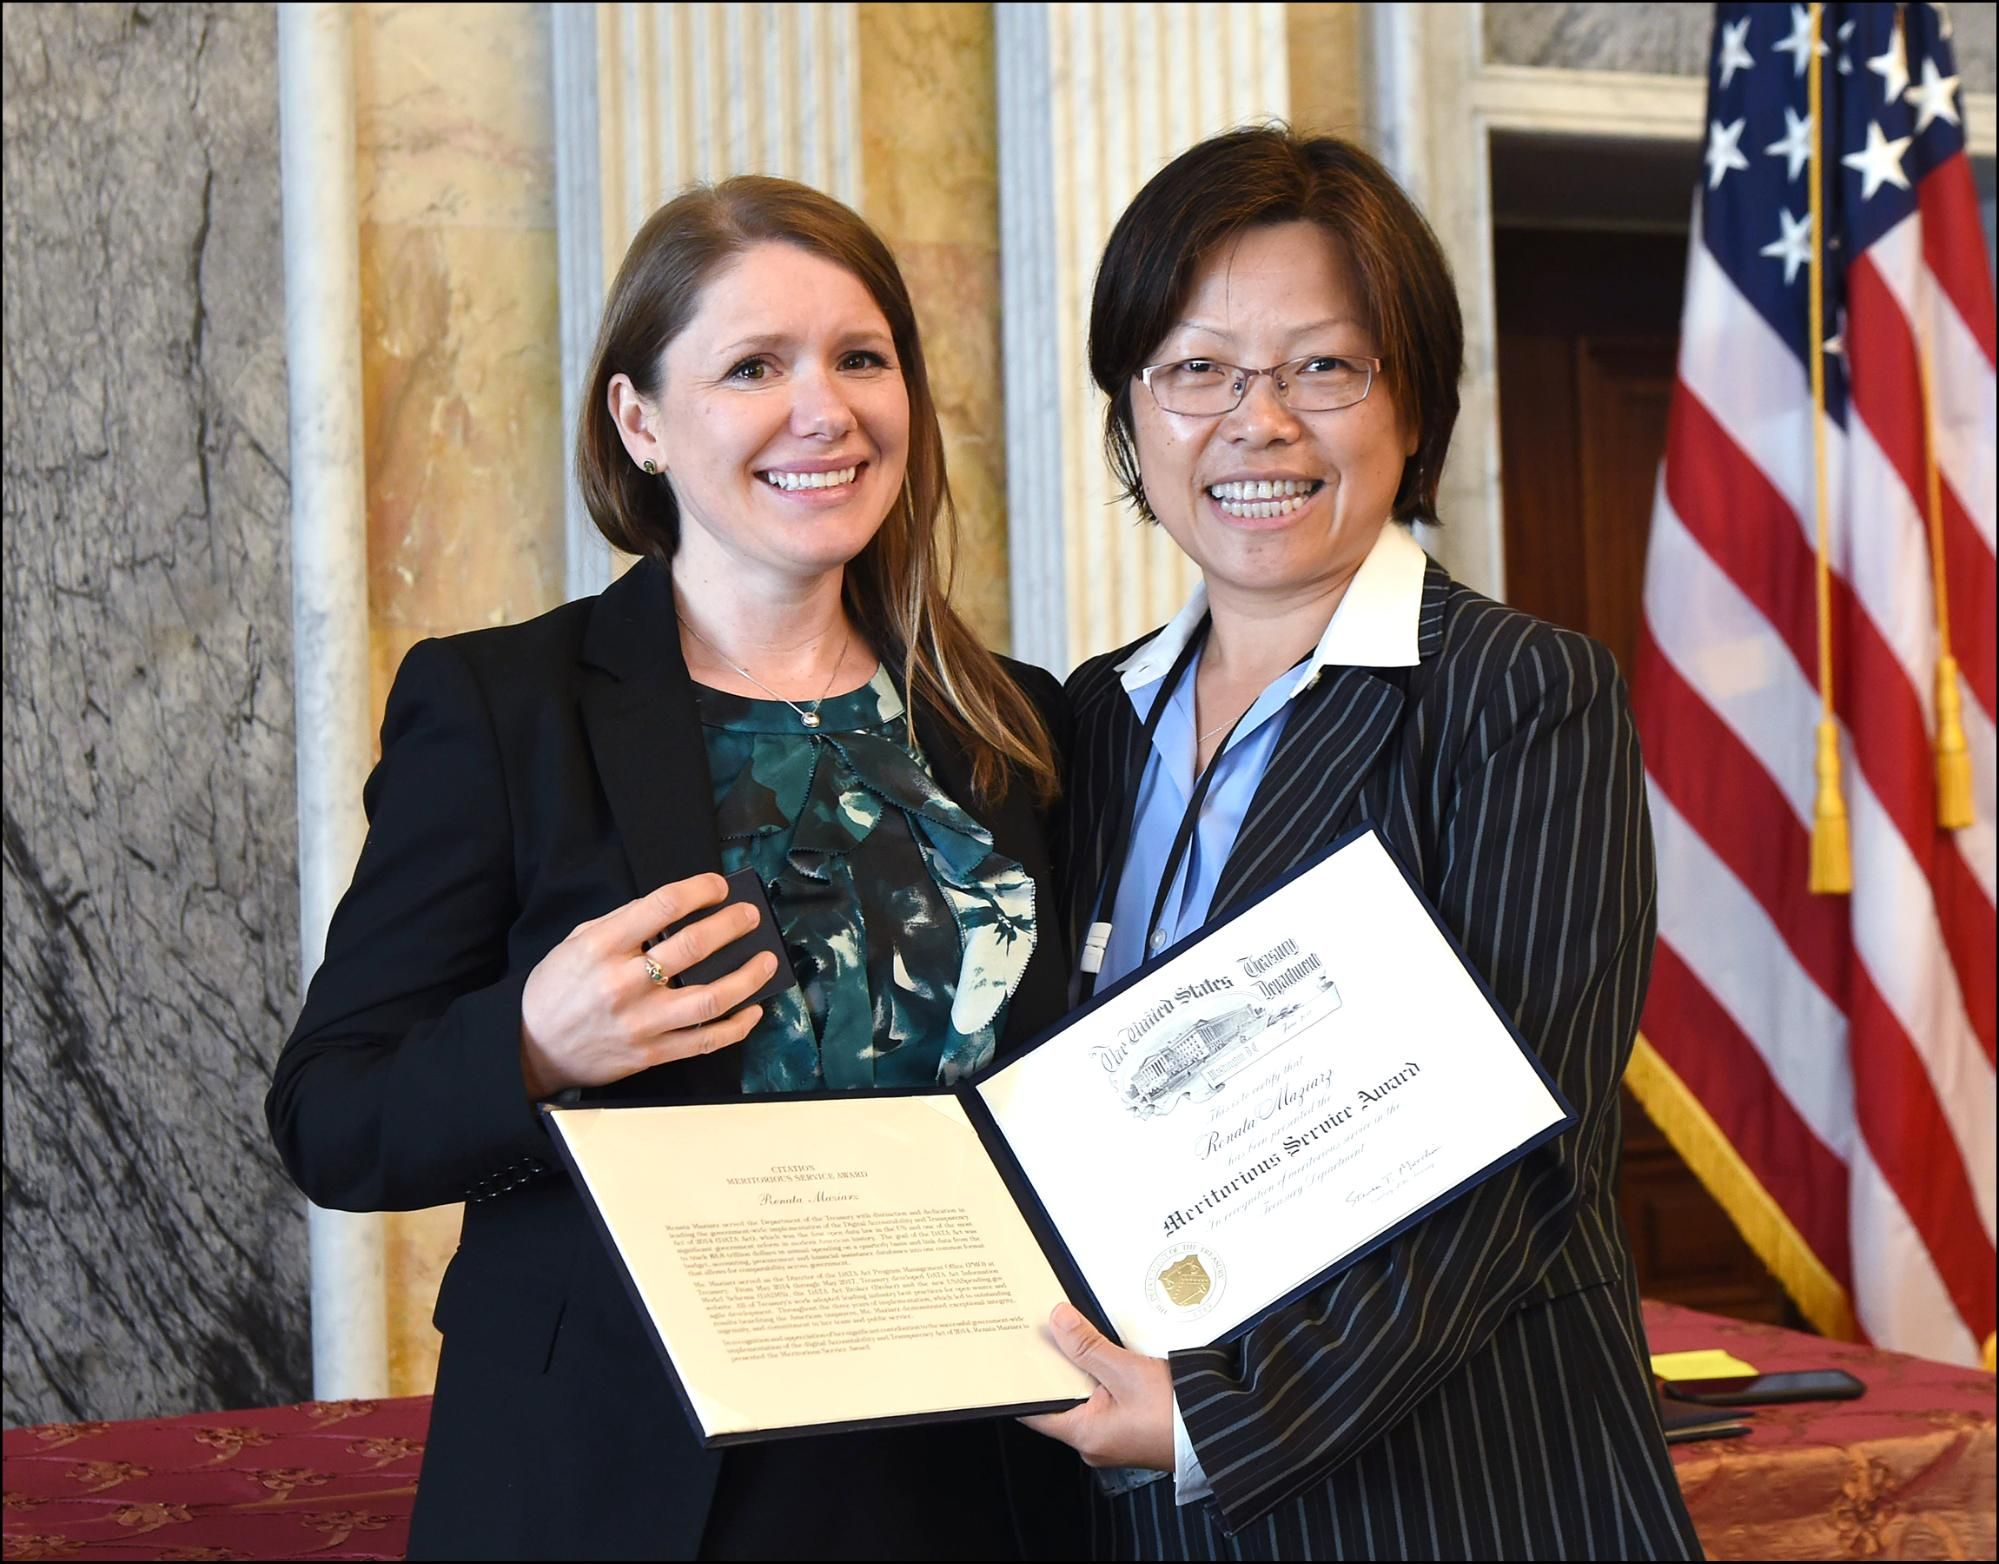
1020, 1303, 1177, 1472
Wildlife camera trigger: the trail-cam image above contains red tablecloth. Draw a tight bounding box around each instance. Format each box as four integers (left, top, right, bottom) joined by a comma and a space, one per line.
5, 1302, 1993, 1560
1644, 1300, 1996, 1560
2, 1396, 422, 1561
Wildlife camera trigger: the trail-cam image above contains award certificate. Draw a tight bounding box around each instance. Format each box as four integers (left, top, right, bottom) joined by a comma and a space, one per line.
549, 1092, 1096, 1442
546, 827, 1573, 1442
975, 828, 1573, 1356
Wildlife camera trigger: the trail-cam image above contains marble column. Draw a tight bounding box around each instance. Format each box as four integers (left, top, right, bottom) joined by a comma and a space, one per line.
1366, 3, 1503, 598
2, 2, 306, 1423
1286, 3, 1367, 142
996, 2, 1290, 673
856, 3, 1012, 648
348, 1, 565, 1398
278, 0, 388, 1402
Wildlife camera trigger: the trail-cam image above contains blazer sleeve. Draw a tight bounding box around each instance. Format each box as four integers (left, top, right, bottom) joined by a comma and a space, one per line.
266, 636, 555, 1213
1170, 625, 1656, 1530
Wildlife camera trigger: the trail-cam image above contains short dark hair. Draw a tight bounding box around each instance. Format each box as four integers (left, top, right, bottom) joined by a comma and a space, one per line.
1088, 125, 1463, 525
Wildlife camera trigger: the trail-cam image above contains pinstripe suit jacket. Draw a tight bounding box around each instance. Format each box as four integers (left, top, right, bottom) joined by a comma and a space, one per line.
1058, 559, 1703, 1561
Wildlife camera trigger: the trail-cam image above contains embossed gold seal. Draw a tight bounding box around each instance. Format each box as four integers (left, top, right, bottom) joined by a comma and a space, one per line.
1145, 1242, 1226, 1323
1156, 1253, 1212, 1307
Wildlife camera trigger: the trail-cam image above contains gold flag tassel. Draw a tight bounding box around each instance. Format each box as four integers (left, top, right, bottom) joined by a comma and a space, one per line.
1807, 5, 1852, 894
1917, 337, 1976, 829
1934, 655, 1975, 827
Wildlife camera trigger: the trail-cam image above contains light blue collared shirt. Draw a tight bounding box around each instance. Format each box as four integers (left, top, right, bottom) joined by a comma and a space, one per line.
1087, 521, 1430, 1504
1094, 523, 1431, 992
1095, 656, 1297, 988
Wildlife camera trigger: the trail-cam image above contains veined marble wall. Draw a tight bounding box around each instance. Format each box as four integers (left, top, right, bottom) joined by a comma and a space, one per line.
1483, 2, 1713, 76
1, 4, 306, 1424
1949, 6, 1996, 94
1484, 1, 1994, 92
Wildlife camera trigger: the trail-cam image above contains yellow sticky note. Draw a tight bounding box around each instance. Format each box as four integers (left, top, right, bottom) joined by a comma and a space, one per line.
1650, 1349, 1759, 1380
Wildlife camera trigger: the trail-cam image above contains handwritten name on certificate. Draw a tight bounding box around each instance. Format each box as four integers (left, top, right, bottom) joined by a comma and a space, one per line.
976, 831, 1571, 1358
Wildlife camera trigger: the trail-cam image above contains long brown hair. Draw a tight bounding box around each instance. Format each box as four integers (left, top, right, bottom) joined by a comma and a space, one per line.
576, 176, 1056, 805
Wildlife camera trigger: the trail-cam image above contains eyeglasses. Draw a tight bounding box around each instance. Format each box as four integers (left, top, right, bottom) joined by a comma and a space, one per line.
1136, 355, 1383, 417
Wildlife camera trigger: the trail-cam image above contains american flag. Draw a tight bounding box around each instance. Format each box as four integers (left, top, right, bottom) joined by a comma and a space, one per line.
1628, 1, 1994, 1367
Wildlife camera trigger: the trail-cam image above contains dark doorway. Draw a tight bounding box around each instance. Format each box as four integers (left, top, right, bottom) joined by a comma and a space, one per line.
1490, 128, 1806, 1328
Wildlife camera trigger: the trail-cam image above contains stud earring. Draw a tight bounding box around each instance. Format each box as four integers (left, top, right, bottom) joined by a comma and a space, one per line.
642, 459, 659, 475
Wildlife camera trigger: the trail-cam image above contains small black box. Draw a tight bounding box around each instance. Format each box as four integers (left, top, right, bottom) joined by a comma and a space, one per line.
654, 867, 798, 1017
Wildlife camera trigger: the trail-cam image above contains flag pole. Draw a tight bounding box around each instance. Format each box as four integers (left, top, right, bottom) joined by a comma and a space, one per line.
1807, 2, 1854, 895
1916, 334, 1975, 829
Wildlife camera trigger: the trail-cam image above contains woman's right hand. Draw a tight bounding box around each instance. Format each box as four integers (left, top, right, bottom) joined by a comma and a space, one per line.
518, 873, 779, 1100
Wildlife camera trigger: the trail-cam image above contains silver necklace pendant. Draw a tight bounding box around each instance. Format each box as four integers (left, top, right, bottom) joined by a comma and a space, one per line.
679, 618, 850, 733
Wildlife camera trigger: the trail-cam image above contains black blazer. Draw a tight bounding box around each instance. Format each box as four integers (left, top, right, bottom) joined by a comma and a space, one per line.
267, 558, 1083, 1560
1059, 560, 1703, 1561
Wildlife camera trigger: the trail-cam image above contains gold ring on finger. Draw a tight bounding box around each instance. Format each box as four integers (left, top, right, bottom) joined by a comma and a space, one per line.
641, 953, 670, 987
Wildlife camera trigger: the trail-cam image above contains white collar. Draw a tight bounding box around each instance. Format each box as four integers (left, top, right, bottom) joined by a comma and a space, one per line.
1116, 522, 1429, 696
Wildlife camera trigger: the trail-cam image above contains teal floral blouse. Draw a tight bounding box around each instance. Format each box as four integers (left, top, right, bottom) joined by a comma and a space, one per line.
695, 667, 1037, 1093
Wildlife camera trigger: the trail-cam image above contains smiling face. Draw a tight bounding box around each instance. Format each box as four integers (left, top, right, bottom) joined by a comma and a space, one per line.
1131, 220, 1416, 606
610, 241, 910, 587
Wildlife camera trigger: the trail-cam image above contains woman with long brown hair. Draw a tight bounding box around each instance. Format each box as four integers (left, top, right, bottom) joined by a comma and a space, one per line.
267, 176, 1081, 1560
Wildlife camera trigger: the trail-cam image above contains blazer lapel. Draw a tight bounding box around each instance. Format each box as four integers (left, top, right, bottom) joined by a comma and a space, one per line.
1065, 675, 1145, 949
577, 559, 738, 1100
1209, 669, 1403, 916
1209, 559, 1448, 914
578, 558, 724, 899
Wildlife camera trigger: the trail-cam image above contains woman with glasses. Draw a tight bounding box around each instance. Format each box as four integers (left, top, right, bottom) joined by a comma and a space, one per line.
1019, 128, 1702, 1560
